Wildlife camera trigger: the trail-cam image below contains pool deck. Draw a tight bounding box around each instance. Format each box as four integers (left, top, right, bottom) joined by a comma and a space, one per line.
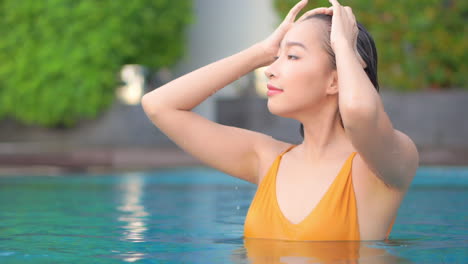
0, 145, 201, 175
0, 143, 467, 175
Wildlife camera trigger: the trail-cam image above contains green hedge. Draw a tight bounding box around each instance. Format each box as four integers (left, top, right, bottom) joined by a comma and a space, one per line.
0, 0, 193, 127
274, 0, 467, 91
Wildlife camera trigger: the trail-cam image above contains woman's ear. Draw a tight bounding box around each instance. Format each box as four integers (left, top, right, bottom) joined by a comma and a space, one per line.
326, 70, 339, 95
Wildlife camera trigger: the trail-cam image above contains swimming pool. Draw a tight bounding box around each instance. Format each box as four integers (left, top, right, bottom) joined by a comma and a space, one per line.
0, 166, 466, 263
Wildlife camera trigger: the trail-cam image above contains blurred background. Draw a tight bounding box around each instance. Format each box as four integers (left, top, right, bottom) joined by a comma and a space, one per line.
0, 0, 467, 173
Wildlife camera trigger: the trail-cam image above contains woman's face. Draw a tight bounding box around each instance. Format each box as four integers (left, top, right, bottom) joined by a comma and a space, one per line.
265, 19, 336, 118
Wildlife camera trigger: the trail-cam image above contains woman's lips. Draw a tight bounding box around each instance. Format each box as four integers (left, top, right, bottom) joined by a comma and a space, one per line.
267, 84, 284, 97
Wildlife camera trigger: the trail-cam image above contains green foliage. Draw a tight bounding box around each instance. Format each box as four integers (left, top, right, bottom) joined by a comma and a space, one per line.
274, 0, 467, 90
0, 0, 193, 127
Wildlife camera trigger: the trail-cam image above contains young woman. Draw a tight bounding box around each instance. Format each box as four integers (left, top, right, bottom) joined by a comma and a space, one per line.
142, 0, 419, 241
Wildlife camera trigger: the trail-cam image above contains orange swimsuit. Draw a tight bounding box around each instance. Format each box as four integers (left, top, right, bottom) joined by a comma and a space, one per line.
244, 145, 393, 241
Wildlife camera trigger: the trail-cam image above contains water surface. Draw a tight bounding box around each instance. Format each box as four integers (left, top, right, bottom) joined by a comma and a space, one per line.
0, 167, 466, 263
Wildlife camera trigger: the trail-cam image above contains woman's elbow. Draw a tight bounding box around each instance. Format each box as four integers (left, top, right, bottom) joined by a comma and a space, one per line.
141, 92, 162, 119
141, 93, 151, 112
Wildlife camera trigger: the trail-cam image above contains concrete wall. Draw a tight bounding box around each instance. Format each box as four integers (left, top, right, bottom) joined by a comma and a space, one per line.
0, 102, 173, 148
216, 91, 468, 151
1, 91, 466, 151
382, 91, 468, 148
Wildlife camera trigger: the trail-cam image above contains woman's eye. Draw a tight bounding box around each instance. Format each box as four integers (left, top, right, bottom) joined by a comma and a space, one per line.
273, 55, 298, 61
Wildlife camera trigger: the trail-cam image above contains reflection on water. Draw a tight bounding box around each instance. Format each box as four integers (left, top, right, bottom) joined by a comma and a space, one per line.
240, 238, 413, 264
117, 173, 149, 262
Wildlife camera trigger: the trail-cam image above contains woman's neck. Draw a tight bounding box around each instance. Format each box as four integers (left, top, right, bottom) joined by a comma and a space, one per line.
299, 106, 353, 160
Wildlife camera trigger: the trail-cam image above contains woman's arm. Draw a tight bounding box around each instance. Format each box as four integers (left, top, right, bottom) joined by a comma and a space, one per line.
142, 45, 272, 183
143, 45, 269, 114
329, 0, 419, 189
142, 0, 316, 183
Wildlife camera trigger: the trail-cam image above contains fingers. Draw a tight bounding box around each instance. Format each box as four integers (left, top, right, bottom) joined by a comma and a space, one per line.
344, 6, 356, 23
341, 8, 366, 68
298, 7, 333, 22
328, 0, 341, 8
330, 2, 356, 22
285, 0, 309, 23
329, 1, 356, 26
328, 1, 366, 68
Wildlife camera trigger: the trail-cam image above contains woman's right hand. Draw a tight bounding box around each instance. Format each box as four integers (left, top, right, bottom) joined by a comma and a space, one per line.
257, 0, 332, 65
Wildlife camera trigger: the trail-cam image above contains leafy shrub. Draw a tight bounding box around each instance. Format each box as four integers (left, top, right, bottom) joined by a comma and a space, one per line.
0, 0, 193, 127
274, 0, 467, 90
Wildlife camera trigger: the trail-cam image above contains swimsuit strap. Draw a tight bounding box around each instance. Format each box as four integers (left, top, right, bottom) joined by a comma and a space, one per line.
279, 145, 298, 157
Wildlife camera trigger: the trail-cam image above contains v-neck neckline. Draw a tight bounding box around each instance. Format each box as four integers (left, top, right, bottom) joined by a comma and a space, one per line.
273, 148, 356, 227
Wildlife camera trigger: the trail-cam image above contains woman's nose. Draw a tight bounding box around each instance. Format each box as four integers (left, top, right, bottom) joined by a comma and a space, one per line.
264, 67, 275, 79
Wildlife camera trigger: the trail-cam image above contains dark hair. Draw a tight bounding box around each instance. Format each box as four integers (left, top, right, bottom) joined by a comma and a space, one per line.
299, 14, 379, 138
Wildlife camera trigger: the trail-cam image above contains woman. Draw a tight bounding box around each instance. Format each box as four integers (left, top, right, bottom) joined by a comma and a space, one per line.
142, 0, 419, 241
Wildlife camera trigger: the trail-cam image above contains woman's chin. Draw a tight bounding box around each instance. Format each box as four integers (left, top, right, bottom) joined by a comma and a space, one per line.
267, 100, 292, 118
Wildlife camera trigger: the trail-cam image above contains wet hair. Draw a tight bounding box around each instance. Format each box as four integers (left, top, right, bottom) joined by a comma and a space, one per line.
299, 14, 380, 138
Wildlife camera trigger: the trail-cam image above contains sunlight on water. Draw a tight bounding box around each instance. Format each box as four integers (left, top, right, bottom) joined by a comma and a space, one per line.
117, 173, 149, 262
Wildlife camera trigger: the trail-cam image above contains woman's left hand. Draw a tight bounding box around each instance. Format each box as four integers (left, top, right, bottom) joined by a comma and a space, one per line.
328, 0, 366, 68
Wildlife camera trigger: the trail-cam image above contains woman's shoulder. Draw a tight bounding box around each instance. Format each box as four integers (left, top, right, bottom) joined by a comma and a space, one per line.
256, 137, 293, 160
254, 138, 294, 184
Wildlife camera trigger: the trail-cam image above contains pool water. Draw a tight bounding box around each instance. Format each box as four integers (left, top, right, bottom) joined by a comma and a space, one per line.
0, 167, 466, 263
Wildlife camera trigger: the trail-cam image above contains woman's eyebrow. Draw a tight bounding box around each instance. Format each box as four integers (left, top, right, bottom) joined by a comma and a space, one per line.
280, 41, 308, 51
